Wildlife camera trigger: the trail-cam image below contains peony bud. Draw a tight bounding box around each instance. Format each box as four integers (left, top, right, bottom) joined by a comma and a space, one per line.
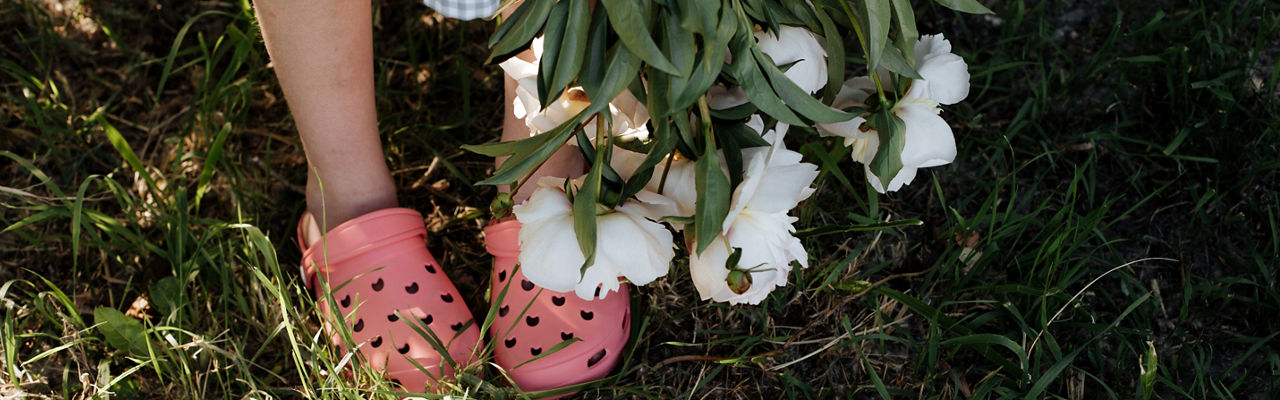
725, 268, 752, 295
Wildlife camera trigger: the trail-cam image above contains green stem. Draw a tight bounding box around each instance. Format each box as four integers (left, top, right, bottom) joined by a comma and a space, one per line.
840, 1, 891, 108
697, 95, 714, 144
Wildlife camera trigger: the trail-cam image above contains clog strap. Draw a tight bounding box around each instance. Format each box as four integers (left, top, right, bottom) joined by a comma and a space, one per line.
298, 208, 427, 290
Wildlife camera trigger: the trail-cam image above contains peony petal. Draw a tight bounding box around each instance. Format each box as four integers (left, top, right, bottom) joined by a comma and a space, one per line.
817, 116, 868, 140
596, 206, 673, 286
831, 77, 876, 109
913, 34, 952, 64
517, 215, 586, 293
884, 166, 919, 193
575, 258, 621, 300
756, 26, 828, 95
743, 163, 818, 213
916, 52, 969, 105
895, 103, 957, 168
707, 84, 749, 110
688, 236, 733, 301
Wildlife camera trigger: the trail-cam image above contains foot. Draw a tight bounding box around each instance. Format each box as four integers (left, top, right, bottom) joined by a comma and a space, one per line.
483, 219, 631, 395
299, 208, 481, 393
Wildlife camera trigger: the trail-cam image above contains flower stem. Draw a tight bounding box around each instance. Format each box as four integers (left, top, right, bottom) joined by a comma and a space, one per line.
840, 1, 891, 108
697, 95, 715, 144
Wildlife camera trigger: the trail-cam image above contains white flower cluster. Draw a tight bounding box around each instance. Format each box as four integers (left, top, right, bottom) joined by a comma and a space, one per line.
498, 28, 970, 305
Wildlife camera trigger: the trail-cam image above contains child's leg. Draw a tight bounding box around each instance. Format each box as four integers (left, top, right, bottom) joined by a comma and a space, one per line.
489, 34, 631, 394
255, 1, 480, 391
255, 0, 397, 231
500, 51, 585, 202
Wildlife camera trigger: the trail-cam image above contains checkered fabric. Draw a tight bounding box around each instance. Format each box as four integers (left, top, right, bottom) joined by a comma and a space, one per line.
423, 0, 499, 20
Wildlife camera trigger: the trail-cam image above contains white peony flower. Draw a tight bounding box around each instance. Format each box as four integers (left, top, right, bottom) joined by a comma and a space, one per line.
689, 124, 817, 304
817, 34, 970, 193
584, 89, 651, 142
755, 26, 828, 95
500, 37, 650, 141
513, 178, 675, 300
706, 83, 748, 110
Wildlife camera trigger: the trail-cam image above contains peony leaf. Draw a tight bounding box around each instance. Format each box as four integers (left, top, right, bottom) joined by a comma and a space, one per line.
462, 125, 561, 157
600, 0, 682, 76
488, 0, 556, 63
727, 32, 804, 126
578, 5, 611, 99
678, 0, 720, 35
573, 134, 606, 274
890, 0, 919, 70
583, 43, 643, 116
814, 1, 846, 104
868, 110, 907, 189
475, 117, 580, 186
694, 128, 731, 254
933, 0, 994, 14
709, 100, 758, 121
94, 306, 153, 357
879, 43, 923, 80
752, 46, 857, 123
536, 0, 571, 108
673, 8, 735, 111
659, 9, 697, 112
621, 115, 677, 201
549, 0, 591, 104
779, 0, 822, 31
863, 0, 892, 71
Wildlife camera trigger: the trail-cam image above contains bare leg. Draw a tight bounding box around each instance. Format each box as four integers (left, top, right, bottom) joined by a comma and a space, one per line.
255, 0, 397, 232
500, 71, 585, 202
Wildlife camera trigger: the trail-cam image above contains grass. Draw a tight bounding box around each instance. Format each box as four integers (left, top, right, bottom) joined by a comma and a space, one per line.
2, 0, 1279, 398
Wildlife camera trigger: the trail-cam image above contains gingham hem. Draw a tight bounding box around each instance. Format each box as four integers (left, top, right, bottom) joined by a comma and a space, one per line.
423, 0, 498, 20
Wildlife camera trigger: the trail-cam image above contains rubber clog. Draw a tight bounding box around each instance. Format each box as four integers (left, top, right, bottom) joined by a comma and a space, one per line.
483, 219, 631, 395
299, 208, 480, 393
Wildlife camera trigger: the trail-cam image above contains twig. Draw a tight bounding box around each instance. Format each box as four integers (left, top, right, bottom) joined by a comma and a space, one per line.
768, 316, 910, 371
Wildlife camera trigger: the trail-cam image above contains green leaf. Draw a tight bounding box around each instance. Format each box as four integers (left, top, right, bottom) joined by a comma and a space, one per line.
477, 117, 581, 186
537, 0, 571, 107
694, 128, 731, 254
148, 276, 181, 318
752, 47, 856, 123
195, 122, 232, 209
814, 2, 846, 104
462, 129, 557, 157
550, 0, 592, 100
678, 0, 720, 35
578, 5, 611, 98
868, 110, 907, 188
933, 0, 994, 14
622, 115, 677, 200
673, 7, 736, 111
573, 140, 606, 274
488, 0, 556, 63
600, 0, 682, 75
94, 307, 153, 357
98, 115, 168, 210
863, 0, 891, 71
583, 42, 642, 116
879, 43, 922, 80
727, 32, 804, 126
660, 9, 698, 110
890, 0, 919, 70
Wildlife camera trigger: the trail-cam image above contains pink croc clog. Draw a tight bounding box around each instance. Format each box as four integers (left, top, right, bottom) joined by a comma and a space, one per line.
299, 208, 480, 393
483, 219, 631, 395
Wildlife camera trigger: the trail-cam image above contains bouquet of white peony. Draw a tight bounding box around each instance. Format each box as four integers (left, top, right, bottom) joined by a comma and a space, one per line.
467, 0, 990, 304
